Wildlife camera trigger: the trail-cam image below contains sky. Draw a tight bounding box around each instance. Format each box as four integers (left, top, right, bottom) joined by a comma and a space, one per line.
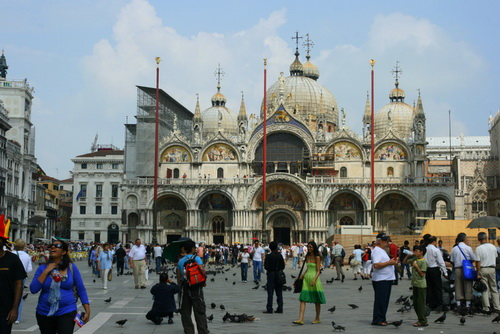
2, 0, 499, 179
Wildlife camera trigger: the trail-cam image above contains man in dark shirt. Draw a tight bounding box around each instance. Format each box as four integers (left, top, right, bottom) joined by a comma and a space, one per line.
263, 241, 285, 314
146, 273, 180, 325
0, 219, 27, 334
115, 244, 126, 276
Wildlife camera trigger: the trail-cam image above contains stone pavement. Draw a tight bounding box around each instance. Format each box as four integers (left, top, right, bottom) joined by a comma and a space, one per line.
12, 260, 499, 334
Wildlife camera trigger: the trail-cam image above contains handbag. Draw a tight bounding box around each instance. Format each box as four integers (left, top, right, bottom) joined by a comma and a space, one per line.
293, 261, 306, 293
107, 270, 113, 281
278, 270, 287, 285
457, 245, 477, 281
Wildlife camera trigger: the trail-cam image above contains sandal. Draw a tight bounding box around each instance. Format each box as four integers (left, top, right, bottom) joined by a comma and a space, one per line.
311, 320, 321, 324
293, 320, 304, 325
413, 322, 428, 327
372, 322, 388, 326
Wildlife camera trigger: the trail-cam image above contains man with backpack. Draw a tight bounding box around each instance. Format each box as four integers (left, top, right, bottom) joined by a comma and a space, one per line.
177, 240, 210, 334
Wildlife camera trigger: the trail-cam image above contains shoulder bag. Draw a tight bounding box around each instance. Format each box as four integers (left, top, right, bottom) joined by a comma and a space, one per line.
293, 260, 306, 293
457, 245, 477, 281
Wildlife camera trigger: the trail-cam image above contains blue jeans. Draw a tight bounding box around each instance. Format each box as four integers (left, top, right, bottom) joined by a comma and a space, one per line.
372, 280, 393, 324
155, 257, 162, 273
241, 263, 248, 281
324, 255, 331, 268
253, 261, 262, 281
125, 255, 129, 270
17, 278, 26, 322
292, 257, 298, 270
401, 263, 411, 278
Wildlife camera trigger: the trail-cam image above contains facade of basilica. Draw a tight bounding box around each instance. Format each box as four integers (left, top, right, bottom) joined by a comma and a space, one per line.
121, 41, 455, 245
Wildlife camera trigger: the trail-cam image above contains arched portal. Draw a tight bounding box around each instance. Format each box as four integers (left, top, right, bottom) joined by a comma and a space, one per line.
375, 193, 415, 234
254, 133, 307, 176
157, 195, 187, 243
328, 192, 365, 227
199, 193, 233, 244
107, 223, 119, 243
269, 212, 294, 245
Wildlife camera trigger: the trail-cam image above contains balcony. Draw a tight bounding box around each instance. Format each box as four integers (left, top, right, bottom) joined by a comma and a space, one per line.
124, 177, 257, 187
305, 176, 455, 186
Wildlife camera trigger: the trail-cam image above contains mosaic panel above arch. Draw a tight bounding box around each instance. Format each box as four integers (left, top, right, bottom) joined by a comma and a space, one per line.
255, 182, 305, 210
202, 143, 238, 162
376, 193, 414, 210
328, 193, 364, 210
375, 143, 407, 161
327, 141, 362, 160
161, 145, 191, 162
199, 193, 233, 210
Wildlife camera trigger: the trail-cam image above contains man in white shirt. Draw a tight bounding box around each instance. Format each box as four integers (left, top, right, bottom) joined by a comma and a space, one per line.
13, 239, 32, 324
291, 244, 299, 270
371, 233, 397, 326
251, 240, 265, 283
450, 232, 475, 311
424, 236, 447, 311
153, 244, 163, 274
129, 238, 148, 289
475, 232, 500, 312
332, 241, 345, 282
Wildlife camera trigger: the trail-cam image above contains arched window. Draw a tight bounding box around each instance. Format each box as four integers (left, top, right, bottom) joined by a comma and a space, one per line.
217, 168, 224, 179
173, 168, 180, 178
340, 167, 347, 178
387, 167, 394, 177
472, 191, 487, 213
212, 216, 225, 234
339, 216, 354, 225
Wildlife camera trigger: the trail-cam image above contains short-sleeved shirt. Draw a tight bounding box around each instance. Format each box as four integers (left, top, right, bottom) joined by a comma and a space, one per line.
450, 242, 475, 268
177, 254, 203, 280
371, 246, 395, 281
240, 253, 250, 264
409, 256, 427, 288
129, 244, 147, 261
252, 246, 264, 262
154, 246, 163, 258
475, 243, 497, 267
353, 249, 364, 262
0, 251, 27, 315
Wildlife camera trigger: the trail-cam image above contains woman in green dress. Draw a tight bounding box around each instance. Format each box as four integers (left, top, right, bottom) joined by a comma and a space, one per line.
293, 241, 326, 325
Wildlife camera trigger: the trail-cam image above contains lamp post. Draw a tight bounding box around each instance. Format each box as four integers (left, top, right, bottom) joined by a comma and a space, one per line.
370, 59, 376, 230
152, 57, 160, 245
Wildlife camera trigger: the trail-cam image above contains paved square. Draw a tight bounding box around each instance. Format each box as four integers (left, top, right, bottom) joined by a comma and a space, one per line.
12, 260, 499, 334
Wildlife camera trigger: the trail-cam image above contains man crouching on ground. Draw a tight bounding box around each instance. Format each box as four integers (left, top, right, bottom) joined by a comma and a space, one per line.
146, 273, 179, 325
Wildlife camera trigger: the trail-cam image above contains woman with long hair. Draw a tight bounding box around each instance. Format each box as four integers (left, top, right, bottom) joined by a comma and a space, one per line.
293, 241, 326, 325
30, 241, 90, 333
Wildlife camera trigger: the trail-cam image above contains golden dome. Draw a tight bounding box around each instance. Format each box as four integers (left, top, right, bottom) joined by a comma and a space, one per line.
303, 59, 320, 80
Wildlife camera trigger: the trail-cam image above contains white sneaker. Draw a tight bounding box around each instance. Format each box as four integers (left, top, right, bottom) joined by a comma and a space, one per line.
103, 287, 107, 290
15, 321, 20, 324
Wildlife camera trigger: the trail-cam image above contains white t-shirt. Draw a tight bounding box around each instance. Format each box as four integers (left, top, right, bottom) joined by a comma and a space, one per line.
252, 246, 264, 262
475, 242, 497, 267
353, 249, 364, 262
16, 250, 33, 274
371, 246, 395, 281
240, 252, 250, 264
153, 246, 163, 258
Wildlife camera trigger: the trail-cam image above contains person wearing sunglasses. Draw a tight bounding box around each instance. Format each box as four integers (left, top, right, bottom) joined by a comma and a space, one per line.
30, 241, 90, 333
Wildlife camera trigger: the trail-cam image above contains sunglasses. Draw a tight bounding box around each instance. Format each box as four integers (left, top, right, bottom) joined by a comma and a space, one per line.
49, 244, 63, 249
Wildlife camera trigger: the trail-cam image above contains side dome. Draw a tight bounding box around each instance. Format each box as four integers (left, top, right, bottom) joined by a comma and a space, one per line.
374, 88, 414, 139
303, 59, 320, 80
201, 105, 237, 137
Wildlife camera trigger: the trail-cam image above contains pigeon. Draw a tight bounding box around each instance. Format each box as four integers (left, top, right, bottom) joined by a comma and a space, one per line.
434, 312, 447, 323
233, 273, 236, 276
210, 303, 216, 309
210, 278, 215, 282
326, 277, 334, 284
331, 321, 336, 327
396, 307, 406, 313
333, 325, 346, 331
460, 316, 466, 325
358, 286, 362, 292
220, 304, 225, 311
391, 320, 403, 327
116, 319, 127, 327
93, 279, 96, 283
291, 275, 297, 279
395, 295, 404, 304
348, 304, 359, 309
207, 314, 214, 322
492, 314, 500, 323
225, 278, 228, 281
104, 297, 112, 303
252, 285, 260, 290
232, 281, 236, 285
327, 306, 336, 313
22, 293, 28, 300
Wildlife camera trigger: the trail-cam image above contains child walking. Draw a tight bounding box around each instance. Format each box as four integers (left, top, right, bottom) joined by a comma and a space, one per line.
404, 245, 428, 327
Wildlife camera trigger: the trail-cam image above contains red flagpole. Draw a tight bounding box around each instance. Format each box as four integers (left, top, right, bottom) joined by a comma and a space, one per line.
262, 59, 267, 243
152, 57, 160, 244
370, 59, 375, 229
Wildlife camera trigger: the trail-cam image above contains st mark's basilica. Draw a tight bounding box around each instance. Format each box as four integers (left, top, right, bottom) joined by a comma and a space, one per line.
121, 35, 455, 245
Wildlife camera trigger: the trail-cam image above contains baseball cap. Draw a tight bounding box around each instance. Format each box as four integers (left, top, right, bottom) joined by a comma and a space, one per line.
376, 233, 389, 241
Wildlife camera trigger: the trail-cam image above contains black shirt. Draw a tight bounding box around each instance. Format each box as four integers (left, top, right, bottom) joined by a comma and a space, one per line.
0, 251, 27, 316
115, 247, 126, 259
264, 251, 285, 272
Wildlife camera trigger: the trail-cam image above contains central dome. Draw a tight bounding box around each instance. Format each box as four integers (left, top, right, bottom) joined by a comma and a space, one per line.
374, 83, 414, 139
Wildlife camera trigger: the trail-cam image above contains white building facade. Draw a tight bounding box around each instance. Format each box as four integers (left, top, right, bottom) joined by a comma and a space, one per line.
70, 147, 124, 243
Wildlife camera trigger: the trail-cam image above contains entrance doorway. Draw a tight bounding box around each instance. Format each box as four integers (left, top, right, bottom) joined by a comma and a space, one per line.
213, 235, 225, 244
273, 227, 290, 245
108, 224, 119, 244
